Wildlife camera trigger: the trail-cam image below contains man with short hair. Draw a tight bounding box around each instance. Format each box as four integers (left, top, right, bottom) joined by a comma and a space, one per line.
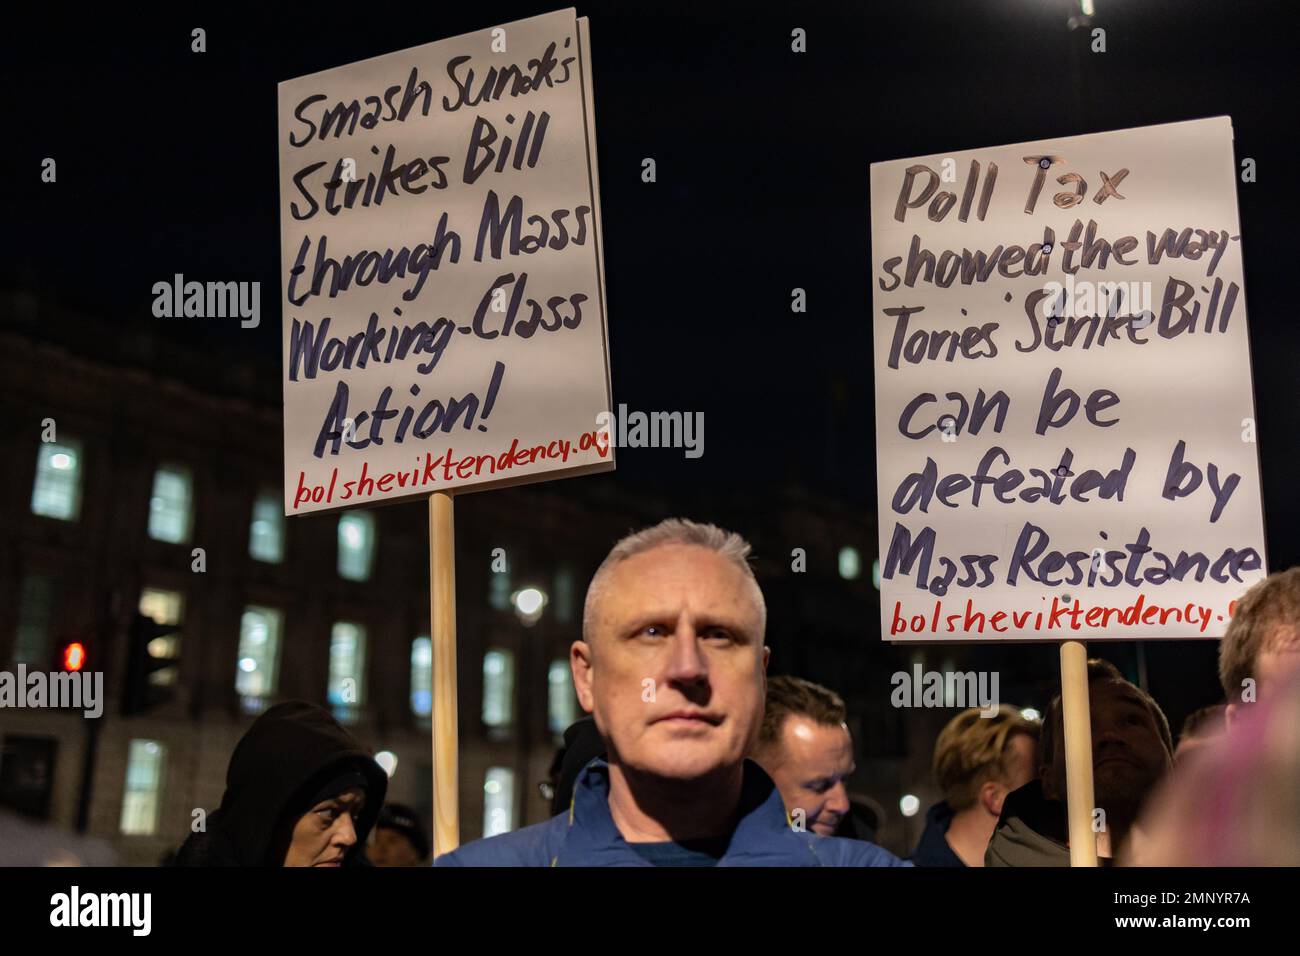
986, 659, 1172, 865
750, 676, 854, 837
437, 518, 905, 867
1218, 568, 1300, 725
912, 706, 1039, 867
366, 803, 430, 866
1173, 704, 1226, 765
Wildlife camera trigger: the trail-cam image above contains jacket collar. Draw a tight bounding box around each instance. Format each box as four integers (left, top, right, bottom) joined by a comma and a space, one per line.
553, 758, 794, 866
910, 801, 965, 867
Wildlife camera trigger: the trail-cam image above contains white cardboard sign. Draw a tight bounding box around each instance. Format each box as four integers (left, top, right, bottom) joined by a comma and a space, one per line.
278, 9, 613, 516
871, 117, 1266, 641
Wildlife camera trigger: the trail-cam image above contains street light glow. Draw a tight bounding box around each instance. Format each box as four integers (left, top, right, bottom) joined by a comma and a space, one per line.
511, 587, 547, 624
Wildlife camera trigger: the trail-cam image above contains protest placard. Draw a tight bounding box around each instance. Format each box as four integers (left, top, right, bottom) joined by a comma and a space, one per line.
277, 9, 610, 853
278, 7, 613, 517
871, 117, 1266, 642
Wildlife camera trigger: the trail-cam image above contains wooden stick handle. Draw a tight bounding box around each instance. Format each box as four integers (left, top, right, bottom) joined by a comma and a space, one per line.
1059, 640, 1098, 866
429, 491, 459, 856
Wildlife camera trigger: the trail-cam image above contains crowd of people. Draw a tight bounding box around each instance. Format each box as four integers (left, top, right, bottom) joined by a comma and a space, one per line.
156, 520, 1300, 866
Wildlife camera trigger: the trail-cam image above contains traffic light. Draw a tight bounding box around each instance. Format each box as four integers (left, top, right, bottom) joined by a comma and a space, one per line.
43, 637, 94, 713
61, 641, 87, 672
122, 612, 180, 716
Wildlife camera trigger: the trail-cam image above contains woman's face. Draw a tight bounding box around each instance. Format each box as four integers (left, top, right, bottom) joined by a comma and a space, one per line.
282, 787, 367, 866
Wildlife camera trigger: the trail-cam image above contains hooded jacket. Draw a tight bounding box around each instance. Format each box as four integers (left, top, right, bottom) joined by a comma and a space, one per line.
984, 779, 1072, 867
549, 716, 605, 816
173, 701, 387, 866
436, 758, 909, 867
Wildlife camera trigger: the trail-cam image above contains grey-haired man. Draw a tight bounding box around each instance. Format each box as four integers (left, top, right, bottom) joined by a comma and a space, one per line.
438, 518, 905, 867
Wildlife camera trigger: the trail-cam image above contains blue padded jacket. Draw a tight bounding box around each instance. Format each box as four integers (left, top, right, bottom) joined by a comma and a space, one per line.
436, 758, 910, 867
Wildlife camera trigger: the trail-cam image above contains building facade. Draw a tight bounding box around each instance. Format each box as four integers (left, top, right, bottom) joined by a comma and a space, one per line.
0, 299, 937, 864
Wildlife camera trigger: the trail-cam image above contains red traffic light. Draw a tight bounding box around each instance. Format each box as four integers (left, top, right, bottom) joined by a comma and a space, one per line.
62, 642, 87, 672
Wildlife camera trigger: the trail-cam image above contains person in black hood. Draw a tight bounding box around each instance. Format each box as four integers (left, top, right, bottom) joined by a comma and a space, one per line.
546, 716, 606, 817
172, 701, 387, 866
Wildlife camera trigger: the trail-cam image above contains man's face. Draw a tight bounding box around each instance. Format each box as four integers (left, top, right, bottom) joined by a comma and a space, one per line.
1226, 628, 1300, 727
572, 544, 769, 782
1172, 734, 1215, 765
761, 715, 854, 836
1255, 630, 1300, 698
1089, 683, 1171, 809
366, 827, 422, 867
282, 788, 365, 867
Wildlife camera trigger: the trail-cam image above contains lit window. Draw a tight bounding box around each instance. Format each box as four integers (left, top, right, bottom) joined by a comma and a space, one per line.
148, 466, 193, 543
249, 489, 285, 564
548, 659, 577, 735
482, 649, 515, 733
337, 513, 375, 581
120, 739, 166, 836
941, 657, 956, 707
31, 439, 83, 521
489, 565, 511, 611
483, 767, 515, 837
13, 574, 57, 666
236, 606, 283, 712
139, 588, 184, 687
838, 546, 861, 580
328, 622, 367, 724
554, 566, 576, 624
411, 636, 432, 719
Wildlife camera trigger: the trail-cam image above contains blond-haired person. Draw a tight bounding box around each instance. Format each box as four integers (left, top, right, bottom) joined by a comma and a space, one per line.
912, 706, 1039, 866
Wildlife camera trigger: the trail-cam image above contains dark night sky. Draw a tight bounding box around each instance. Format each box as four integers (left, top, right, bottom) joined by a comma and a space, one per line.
2, 0, 1296, 553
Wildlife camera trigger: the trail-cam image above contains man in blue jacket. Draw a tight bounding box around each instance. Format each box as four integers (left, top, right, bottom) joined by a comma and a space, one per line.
437, 518, 906, 867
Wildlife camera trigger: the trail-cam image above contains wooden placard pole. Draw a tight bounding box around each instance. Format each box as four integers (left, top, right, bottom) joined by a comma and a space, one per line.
429, 491, 459, 856
1059, 640, 1098, 867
